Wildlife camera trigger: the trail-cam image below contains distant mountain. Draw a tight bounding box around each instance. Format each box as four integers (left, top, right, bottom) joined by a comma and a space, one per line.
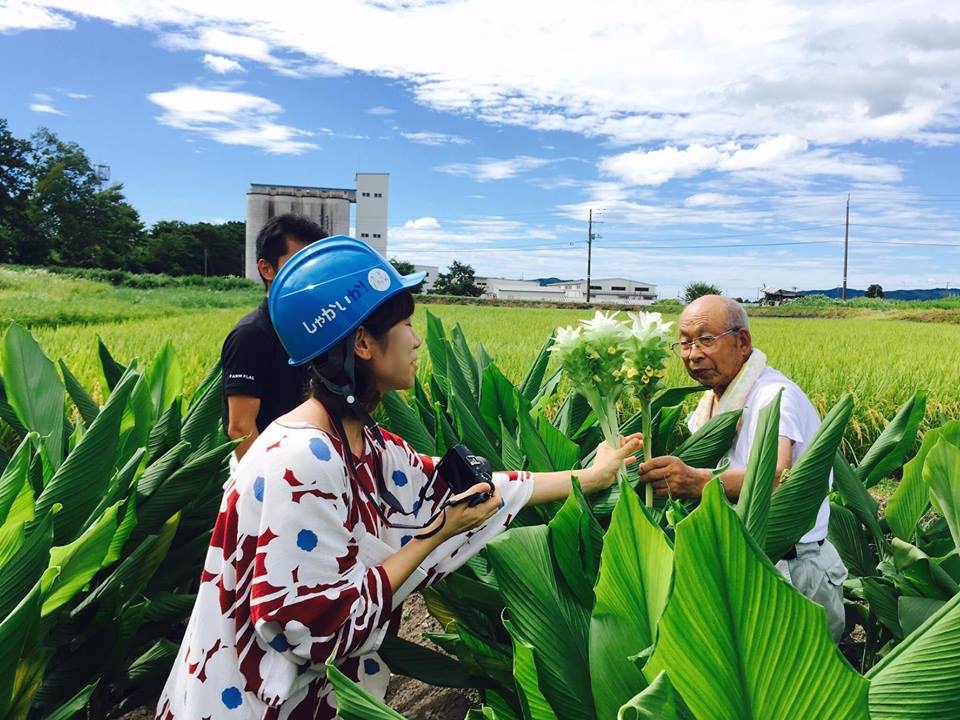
800, 287, 958, 301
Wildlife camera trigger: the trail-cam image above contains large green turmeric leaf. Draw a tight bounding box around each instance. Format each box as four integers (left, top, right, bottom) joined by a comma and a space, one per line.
488, 526, 594, 720
867, 591, 960, 718
590, 479, 673, 720
645, 480, 869, 720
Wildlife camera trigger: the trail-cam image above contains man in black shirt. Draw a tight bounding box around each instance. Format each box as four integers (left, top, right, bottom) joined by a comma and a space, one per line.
221, 214, 327, 458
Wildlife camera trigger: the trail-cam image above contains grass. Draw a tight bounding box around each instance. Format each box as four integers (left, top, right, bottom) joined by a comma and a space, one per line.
2, 265, 958, 461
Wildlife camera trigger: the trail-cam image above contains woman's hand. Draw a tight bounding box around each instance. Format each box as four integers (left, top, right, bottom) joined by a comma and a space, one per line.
420, 482, 503, 543
580, 433, 643, 495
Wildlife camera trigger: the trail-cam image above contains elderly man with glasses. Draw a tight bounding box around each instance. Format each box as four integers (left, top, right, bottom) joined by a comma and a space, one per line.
638, 294, 848, 641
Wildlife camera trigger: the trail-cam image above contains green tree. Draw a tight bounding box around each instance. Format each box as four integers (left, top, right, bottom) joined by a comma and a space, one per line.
865, 283, 884, 299
431, 260, 483, 297
683, 281, 723, 303
390, 258, 416, 275
0, 119, 33, 262
24, 127, 143, 268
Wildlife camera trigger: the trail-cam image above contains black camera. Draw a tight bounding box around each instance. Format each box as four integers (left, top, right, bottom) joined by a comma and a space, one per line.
436, 444, 494, 507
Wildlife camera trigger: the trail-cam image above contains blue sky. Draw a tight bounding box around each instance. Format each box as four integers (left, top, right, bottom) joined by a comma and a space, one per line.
2, 0, 959, 299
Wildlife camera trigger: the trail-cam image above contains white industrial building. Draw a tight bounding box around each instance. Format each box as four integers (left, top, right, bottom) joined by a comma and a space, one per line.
414, 264, 439, 293
476, 276, 657, 304
245, 173, 388, 282
548, 278, 658, 304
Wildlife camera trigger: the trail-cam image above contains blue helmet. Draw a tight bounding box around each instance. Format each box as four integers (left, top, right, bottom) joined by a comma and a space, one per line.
269, 236, 426, 366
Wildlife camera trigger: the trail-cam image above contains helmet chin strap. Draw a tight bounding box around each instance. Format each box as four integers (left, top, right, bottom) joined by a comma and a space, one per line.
309, 331, 385, 447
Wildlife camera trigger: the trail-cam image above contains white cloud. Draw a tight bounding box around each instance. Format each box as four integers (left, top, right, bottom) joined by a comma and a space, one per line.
367, 106, 396, 116
403, 216, 441, 230
600, 136, 902, 186
65, 91, 89, 99
147, 85, 317, 154
30, 102, 64, 115
684, 193, 746, 208
0, 1, 73, 33
202, 53, 244, 74
401, 131, 468, 146
436, 155, 553, 181
12, 1, 960, 188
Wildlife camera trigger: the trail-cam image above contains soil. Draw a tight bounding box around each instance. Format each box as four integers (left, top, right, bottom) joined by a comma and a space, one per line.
385, 593, 476, 719
118, 594, 473, 720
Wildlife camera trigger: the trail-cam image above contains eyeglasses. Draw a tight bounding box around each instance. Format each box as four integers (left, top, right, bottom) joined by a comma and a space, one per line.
671, 327, 741, 356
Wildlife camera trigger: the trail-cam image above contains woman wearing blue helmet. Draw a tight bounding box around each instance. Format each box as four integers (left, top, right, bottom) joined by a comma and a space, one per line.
157, 237, 641, 720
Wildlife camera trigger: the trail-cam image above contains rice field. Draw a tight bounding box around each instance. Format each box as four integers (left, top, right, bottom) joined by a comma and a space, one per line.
3, 267, 959, 461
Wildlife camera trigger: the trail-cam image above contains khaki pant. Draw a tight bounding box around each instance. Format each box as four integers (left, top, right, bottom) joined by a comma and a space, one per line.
776, 540, 848, 643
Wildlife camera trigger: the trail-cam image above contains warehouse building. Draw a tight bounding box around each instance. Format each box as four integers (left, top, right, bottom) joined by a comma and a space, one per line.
245, 173, 388, 282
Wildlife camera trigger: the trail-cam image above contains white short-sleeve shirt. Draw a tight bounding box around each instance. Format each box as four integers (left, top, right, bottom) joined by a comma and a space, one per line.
698, 367, 830, 543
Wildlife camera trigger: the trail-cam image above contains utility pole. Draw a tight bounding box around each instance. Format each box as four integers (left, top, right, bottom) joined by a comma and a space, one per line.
586, 209, 602, 302
842, 194, 850, 301
586, 209, 593, 303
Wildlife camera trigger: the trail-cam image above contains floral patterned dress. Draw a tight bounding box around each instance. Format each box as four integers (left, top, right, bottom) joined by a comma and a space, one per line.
156, 421, 532, 720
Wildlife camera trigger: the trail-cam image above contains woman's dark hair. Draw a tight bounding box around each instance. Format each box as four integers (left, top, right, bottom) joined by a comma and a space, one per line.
307, 290, 416, 418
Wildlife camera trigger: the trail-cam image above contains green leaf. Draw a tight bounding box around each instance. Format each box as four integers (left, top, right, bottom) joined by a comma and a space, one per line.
450, 390, 504, 470
867, 590, 960, 718
552, 392, 592, 439
481, 364, 519, 438
0, 374, 29, 437
857, 391, 927, 488
378, 633, 483, 688
136, 439, 235, 536
828, 502, 877, 578
617, 671, 691, 720
35, 370, 136, 544
0, 571, 47, 716
898, 596, 946, 638
381, 390, 436, 455
447, 343, 499, 449
126, 639, 179, 685
138, 441, 192, 498
833, 452, 885, 549
118, 371, 154, 468
146, 395, 183, 464
672, 409, 742, 468
889, 538, 959, 600
590, 479, 673, 720
651, 405, 683, 457
97, 336, 127, 393
548, 477, 603, 607
862, 577, 903, 639
59, 359, 100, 427
326, 661, 407, 719
0, 433, 35, 525
536, 416, 579, 474
517, 402, 554, 473
2, 322, 65, 470
43, 680, 98, 720
179, 364, 224, 455
43, 501, 121, 616
888, 422, 960, 543
425, 311, 449, 393
765, 394, 853, 561
504, 617, 557, 720
450, 323, 480, 397
519, 332, 555, 403
645, 479, 869, 720
651, 386, 704, 416
923, 437, 960, 552
146, 340, 183, 420
487, 526, 594, 720
736, 390, 781, 547
0, 507, 55, 620
500, 420, 524, 471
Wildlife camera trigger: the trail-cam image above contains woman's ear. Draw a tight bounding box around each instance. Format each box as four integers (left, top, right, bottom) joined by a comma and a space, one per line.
354, 326, 375, 360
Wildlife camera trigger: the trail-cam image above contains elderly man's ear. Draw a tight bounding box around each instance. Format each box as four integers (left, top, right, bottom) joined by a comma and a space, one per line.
736, 327, 753, 357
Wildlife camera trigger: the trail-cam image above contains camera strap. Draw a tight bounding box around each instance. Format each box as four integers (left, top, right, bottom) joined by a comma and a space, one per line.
324, 404, 448, 538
